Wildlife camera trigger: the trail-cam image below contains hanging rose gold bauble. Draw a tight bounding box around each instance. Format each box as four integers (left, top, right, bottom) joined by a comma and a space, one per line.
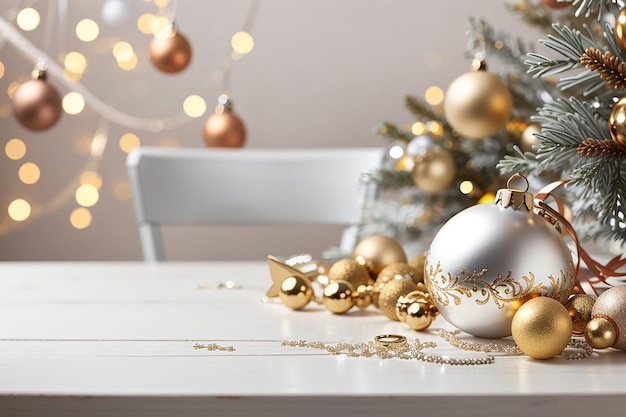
411, 147, 455, 193
12, 68, 62, 131
203, 96, 246, 148
585, 285, 626, 351
616, 8, 626, 53
607, 96, 626, 152
443, 67, 513, 139
150, 30, 192, 74
520, 122, 541, 153
540, 0, 571, 8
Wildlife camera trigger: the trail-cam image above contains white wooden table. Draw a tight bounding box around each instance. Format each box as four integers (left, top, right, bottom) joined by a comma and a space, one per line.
1, 262, 625, 417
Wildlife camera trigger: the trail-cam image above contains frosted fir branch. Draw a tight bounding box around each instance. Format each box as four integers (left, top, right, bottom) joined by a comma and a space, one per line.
364, 168, 414, 190
505, 1, 553, 30
572, 0, 620, 20
403, 95, 450, 129
497, 152, 543, 175
468, 17, 533, 69
526, 23, 600, 77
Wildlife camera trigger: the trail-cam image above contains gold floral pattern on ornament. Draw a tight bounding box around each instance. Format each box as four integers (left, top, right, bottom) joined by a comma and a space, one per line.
425, 260, 573, 309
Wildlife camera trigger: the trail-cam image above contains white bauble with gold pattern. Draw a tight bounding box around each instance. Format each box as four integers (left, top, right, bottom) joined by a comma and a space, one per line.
424, 174, 575, 339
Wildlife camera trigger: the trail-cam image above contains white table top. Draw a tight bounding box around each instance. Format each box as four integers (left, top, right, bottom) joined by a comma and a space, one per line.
1, 261, 625, 417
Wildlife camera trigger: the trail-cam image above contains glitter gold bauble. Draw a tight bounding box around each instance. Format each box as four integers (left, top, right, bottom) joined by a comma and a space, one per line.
322, 280, 355, 314
411, 147, 456, 193
203, 110, 246, 148
520, 122, 541, 153
563, 294, 595, 335
607, 96, 626, 152
443, 69, 513, 139
352, 235, 407, 277
616, 8, 626, 53
372, 262, 419, 308
279, 276, 313, 310
149, 30, 192, 74
12, 71, 62, 131
327, 258, 370, 289
587, 285, 626, 350
511, 296, 573, 359
424, 174, 576, 339
408, 253, 426, 283
378, 278, 417, 321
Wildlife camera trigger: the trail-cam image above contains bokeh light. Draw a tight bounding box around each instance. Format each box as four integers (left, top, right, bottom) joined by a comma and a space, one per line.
18, 162, 41, 184
76, 19, 99, 42
8, 199, 31, 222
70, 207, 92, 229
231, 31, 254, 54
75, 184, 99, 207
183, 95, 207, 118
62, 92, 86, 115
5, 138, 26, 160
424, 86, 444, 106
80, 170, 103, 189
119, 133, 140, 153
16, 8, 40, 31
0, 61, 5, 79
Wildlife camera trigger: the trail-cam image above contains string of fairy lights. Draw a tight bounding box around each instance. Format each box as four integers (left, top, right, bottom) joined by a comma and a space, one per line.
0, 0, 259, 235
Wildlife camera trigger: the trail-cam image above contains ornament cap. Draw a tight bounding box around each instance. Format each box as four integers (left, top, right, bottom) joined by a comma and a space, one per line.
495, 173, 533, 211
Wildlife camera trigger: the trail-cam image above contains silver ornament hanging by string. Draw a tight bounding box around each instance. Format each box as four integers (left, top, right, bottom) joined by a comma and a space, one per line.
424, 173, 576, 339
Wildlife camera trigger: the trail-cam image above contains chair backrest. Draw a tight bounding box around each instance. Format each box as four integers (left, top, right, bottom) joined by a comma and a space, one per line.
126, 146, 385, 261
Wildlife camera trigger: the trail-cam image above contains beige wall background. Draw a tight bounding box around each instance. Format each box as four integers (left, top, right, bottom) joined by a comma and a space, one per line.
0, 0, 541, 261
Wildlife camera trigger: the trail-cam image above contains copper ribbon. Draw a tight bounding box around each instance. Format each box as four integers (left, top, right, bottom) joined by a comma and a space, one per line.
534, 180, 626, 296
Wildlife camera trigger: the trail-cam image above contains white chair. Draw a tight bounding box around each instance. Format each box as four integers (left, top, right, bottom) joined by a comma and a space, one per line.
126, 146, 385, 261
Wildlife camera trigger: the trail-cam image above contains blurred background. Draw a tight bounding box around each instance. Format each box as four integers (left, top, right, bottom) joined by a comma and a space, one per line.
0, 0, 541, 261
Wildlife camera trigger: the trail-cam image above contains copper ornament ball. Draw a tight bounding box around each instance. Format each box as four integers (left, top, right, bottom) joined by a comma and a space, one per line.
149, 30, 192, 74
203, 110, 246, 148
443, 70, 512, 139
607, 96, 626, 152
12, 79, 62, 131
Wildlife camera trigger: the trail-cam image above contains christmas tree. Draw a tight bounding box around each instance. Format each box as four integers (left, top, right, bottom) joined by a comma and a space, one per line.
359, 0, 625, 258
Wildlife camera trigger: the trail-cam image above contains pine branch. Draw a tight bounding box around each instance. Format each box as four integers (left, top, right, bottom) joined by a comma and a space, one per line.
403, 95, 446, 124
375, 122, 413, 142
365, 168, 414, 190
580, 47, 626, 89
577, 138, 626, 156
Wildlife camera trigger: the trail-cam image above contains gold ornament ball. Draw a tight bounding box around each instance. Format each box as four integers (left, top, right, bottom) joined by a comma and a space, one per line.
408, 253, 426, 283
443, 70, 513, 139
353, 284, 373, 310
588, 285, 626, 350
411, 148, 456, 194
563, 294, 595, 335
322, 280, 355, 314
616, 8, 626, 53
149, 30, 192, 74
608, 96, 626, 152
585, 317, 616, 349
327, 258, 371, 289
12, 79, 62, 131
279, 276, 313, 310
396, 290, 438, 331
511, 297, 573, 359
203, 110, 246, 148
520, 123, 541, 153
376, 262, 420, 286
378, 278, 417, 321
352, 234, 407, 277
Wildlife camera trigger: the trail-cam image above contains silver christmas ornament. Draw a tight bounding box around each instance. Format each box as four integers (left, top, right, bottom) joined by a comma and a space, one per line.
424, 174, 575, 339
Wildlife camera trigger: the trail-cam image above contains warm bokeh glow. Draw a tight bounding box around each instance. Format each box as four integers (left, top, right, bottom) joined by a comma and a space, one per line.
64, 51, 87, 74
411, 122, 426, 136
151, 16, 172, 37
424, 86, 444, 106
478, 192, 496, 204
231, 31, 254, 54
8, 199, 31, 222
80, 170, 103, 189
137, 13, 156, 34
113, 41, 134, 63
154, 0, 170, 8
75, 184, 99, 207
388, 145, 404, 159
117, 52, 138, 70
119, 133, 140, 153
113, 179, 132, 201
70, 207, 92, 229
427, 121, 444, 136
5, 138, 26, 160
62, 92, 86, 115
183, 95, 207, 118
16, 8, 40, 31
76, 19, 99, 42
7, 81, 20, 99
0, 61, 5, 79
459, 180, 474, 195
18, 162, 41, 184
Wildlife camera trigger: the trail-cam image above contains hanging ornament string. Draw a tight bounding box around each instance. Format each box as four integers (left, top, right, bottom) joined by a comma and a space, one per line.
534, 180, 626, 295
